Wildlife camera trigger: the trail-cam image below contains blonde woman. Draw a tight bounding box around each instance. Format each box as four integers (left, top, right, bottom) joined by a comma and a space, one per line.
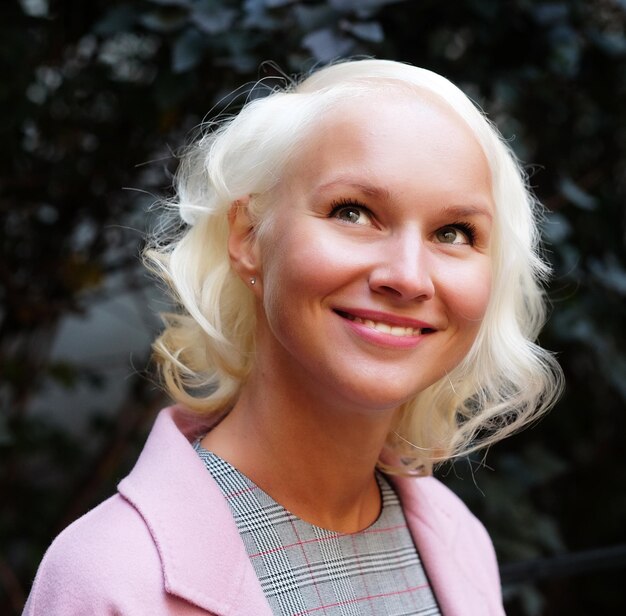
24, 59, 562, 616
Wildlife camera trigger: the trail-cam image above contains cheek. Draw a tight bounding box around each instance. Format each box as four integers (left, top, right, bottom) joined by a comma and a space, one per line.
261, 222, 362, 301
439, 258, 492, 325
258, 227, 338, 325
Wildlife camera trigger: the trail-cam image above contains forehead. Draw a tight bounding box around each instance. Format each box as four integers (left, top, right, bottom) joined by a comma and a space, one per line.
280, 92, 493, 205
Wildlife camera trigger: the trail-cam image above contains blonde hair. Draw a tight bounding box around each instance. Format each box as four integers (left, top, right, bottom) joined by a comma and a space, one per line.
145, 59, 563, 474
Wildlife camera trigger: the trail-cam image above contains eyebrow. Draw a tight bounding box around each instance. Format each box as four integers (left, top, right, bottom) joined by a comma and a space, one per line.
316, 178, 392, 201
441, 205, 493, 221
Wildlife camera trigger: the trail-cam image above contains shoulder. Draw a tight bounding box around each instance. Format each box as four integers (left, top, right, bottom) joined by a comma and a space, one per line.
24, 494, 168, 615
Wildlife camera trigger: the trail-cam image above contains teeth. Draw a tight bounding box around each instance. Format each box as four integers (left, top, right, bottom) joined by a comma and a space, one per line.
352, 316, 421, 337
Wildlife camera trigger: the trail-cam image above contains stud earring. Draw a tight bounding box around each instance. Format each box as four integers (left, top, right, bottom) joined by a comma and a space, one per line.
250, 277, 256, 285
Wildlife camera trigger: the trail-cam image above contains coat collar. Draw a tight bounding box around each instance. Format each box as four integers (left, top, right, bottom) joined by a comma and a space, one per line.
118, 407, 502, 616
117, 407, 272, 615
394, 475, 504, 615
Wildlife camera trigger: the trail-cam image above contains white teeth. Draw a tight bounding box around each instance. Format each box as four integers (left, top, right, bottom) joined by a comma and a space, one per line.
352, 316, 421, 337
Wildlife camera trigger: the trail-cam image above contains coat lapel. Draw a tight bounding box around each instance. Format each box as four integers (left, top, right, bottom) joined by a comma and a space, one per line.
392, 475, 504, 616
117, 407, 273, 615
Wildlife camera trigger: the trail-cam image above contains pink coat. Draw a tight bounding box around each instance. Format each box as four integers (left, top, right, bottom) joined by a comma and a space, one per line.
23, 407, 505, 615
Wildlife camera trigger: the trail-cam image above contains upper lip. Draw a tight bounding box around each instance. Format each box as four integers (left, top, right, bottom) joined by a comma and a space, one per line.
333, 308, 437, 331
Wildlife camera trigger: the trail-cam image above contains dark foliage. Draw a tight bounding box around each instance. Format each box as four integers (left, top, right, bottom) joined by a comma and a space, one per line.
1, 1, 625, 614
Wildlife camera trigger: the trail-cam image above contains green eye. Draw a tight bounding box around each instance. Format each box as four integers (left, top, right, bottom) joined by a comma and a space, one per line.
436, 227, 462, 243
337, 207, 364, 224
330, 200, 373, 226
435, 223, 475, 245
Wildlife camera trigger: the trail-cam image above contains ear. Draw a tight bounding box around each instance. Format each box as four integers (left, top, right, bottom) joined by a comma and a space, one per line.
227, 198, 261, 288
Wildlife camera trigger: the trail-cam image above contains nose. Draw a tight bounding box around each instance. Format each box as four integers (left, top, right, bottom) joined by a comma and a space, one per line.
368, 232, 435, 301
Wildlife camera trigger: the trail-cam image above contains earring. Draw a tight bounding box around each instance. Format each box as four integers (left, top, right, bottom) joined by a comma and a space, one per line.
250, 277, 256, 285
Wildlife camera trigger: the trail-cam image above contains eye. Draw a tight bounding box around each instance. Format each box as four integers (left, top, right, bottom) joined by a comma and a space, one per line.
329, 199, 374, 226
435, 222, 476, 245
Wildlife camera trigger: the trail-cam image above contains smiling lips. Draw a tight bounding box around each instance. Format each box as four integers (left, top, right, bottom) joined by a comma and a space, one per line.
335, 310, 436, 338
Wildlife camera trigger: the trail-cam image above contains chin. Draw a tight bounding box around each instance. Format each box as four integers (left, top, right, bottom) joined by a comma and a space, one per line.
335, 380, 427, 414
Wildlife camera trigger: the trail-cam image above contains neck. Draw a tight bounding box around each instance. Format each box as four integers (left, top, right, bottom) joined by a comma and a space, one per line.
201, 367, 398, 533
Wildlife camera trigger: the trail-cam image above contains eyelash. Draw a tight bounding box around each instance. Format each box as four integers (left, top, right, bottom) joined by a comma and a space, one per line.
328, 199, 478, 245
444, 220, 478, 245
329, 198, 370, 216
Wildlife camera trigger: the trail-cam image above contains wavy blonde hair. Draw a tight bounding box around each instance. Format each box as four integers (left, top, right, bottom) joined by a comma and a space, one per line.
145, 59, 563, 474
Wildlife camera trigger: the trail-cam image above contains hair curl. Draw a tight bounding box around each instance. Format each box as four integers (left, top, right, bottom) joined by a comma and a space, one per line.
145, 59, 563, 474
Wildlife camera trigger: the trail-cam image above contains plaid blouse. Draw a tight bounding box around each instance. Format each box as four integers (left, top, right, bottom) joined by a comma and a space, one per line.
194, 443, 441, 616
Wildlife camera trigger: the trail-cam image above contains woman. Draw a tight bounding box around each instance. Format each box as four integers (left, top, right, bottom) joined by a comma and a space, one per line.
24, 59, 562, 615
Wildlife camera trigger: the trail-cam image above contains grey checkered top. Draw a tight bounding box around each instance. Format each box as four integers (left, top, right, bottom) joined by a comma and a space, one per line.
194, 442, 441, 616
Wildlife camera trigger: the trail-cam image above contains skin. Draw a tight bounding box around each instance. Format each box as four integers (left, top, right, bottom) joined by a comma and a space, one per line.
202, 93, 494, 533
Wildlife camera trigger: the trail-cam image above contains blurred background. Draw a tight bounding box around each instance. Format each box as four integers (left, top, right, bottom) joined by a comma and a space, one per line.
1, 0, 625, 614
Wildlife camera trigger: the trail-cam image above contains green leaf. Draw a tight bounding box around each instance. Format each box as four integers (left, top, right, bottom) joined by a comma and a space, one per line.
148, 0, 191, 6
342, 20, 384, 43
140, 10, 187, 33
93, 5, 140, 36
191, 3, 237, 35
542, 211, 571, 243
172, 28, 207, 73
532, 3, 569, 26
559, 177, 598, 210
293, 4, 337, 31
589, 30, 626, 57
330, 0, 405, 17
302, 27, 354, 62
264, 0, 295, 7
588, 256, 626, 295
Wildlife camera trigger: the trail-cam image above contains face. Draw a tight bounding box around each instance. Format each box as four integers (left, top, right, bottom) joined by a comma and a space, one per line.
237, 93, 494, 414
